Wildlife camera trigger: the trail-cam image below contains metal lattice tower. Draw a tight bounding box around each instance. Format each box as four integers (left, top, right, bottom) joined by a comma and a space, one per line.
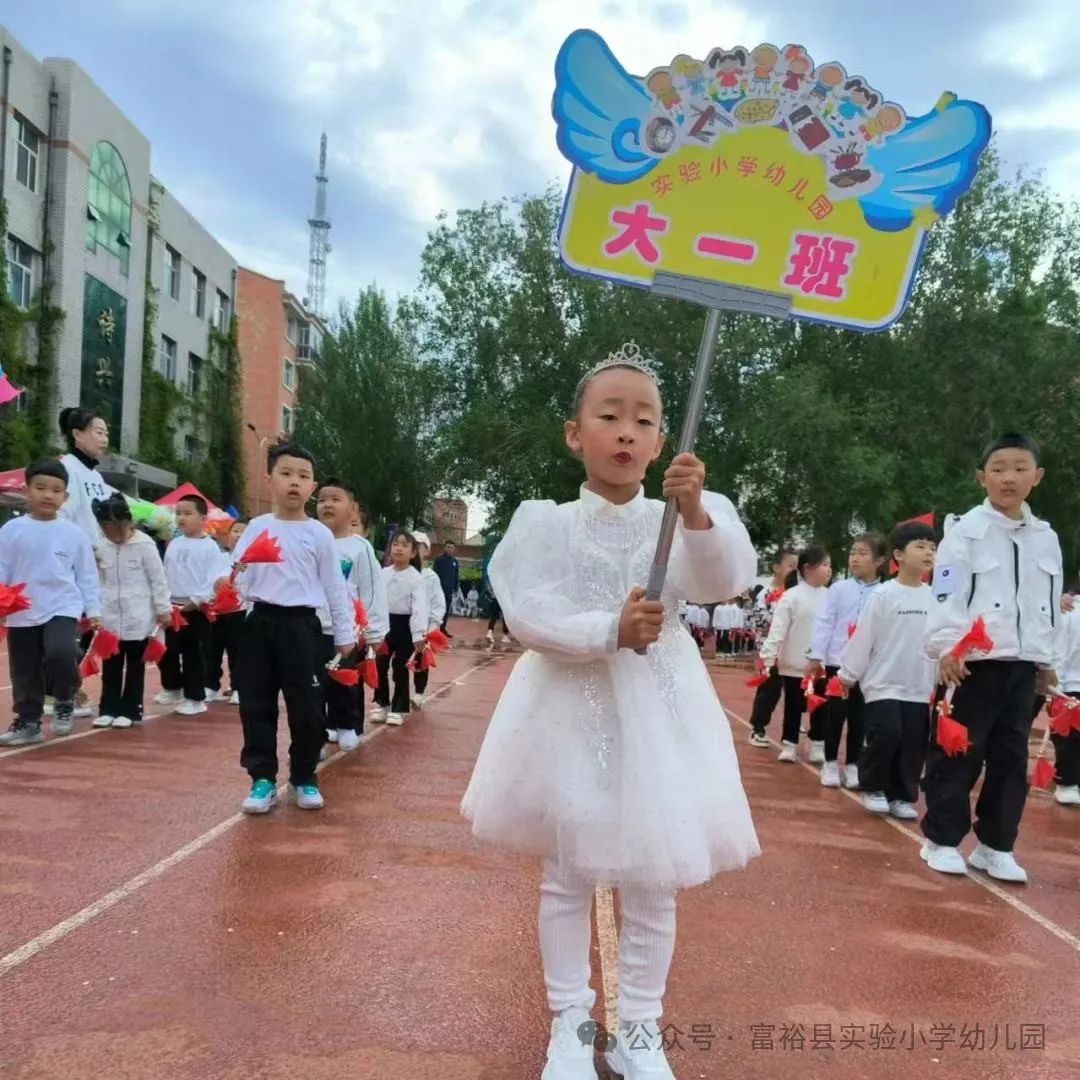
306, 133, 331, 318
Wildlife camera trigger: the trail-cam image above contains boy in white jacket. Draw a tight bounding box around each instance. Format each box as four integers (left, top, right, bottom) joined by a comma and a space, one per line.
838, 521, 937, 817
92, 495, 171, 728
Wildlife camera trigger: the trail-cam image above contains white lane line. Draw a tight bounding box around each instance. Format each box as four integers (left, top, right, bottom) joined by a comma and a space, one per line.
0, 657, 501, 978
594, 886, 620, 1037
724, 703, 1080, 954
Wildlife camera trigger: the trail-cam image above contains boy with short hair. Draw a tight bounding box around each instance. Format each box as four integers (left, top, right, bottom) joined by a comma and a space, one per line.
922, 434, 1063, 883
0, 459, 101, 744
158, 494, 220, 716
839, 521, 937, 819
235, 444, 355, 813
315, 478, 387, 752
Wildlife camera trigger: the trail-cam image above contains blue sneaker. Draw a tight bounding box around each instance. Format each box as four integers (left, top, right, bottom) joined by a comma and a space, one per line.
291, 783, 325, 810
242, 779, 277, 814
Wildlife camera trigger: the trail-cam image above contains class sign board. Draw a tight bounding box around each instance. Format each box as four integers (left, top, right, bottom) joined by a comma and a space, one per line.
553, 31, 991, 330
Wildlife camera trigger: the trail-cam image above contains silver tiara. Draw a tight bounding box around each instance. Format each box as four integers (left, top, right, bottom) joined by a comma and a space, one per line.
583, 341, 660, 382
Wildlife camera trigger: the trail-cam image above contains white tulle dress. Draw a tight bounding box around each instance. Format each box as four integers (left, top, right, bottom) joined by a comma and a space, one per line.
461, 485, 762, 889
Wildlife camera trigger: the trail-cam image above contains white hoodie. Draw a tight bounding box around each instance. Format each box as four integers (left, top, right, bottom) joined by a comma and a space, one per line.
98, 529, 171, 640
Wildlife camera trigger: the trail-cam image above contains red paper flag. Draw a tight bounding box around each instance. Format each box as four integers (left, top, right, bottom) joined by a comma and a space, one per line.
353, 598, 369, 629
364, 657, 379, 689
143, 637, 167, 665
379, 640, 390, 657
211, 581, 244, 616
937, 704, 972, 756
421, 649, 437, 671
1032, 758, 1055, 789
826, 676, 847, 698
90, 628, 121, 660
170, 606, 188, 632
745, 673, 769, 688
79, 653, 100, 678
0, 582, 31, 618
200, 604, 218, 623
239, 529, 284, 565
807, 692, 828, 715
765, 588, 784, 606
329, 667, 361, 686
950, 617, 994, 660
427, 627, 450, 652
1047, 695, 1080, 736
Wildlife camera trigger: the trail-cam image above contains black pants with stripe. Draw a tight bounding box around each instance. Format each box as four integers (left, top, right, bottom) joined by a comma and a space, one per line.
921, 660, 1036, 851
860, 698, 929, 803
239, 604, 324, 786
749, 666, 782, 735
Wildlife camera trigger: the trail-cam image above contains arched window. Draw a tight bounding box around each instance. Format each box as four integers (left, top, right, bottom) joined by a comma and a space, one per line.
85, 142, 132, 275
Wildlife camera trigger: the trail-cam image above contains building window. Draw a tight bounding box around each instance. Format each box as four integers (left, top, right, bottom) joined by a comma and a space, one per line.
281, 404, 294, 434
84, 142, 132, 275
14, 115, 40, 193
191, 269, 206, 318
158, 334, 177, 382
184, 435, 198, 462
187, 353, 203, 397
215, 289, 229, 330
286, 315, 298, 345
283, 358, 296, 390
6, 237, 34, 309
164, 246, 181, 300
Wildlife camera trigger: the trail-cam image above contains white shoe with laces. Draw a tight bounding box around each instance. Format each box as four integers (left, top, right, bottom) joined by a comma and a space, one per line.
92, 715, 115, 728
176, 699, 208, 716
748, 731, 770, 748
386, 712, 404, 726
1054, 784, 1080, 805
777, 741, 798, 763
844, 764, 860, 789
154, 689, 183, 706
888, 800, 919, 820
326, 728, 339, 742
541, 1008, 598, 1080
605, 1022, 676, 1079
111, 716, 133, 729
370, 705, 388, 724
820, 761, 841, 787
338, 729, 360, 752
969, 843, 1028, 883
861, 791, 890, 814
808, 740, 826, 764
920, 840, 967, 875
204, 688, 220, 703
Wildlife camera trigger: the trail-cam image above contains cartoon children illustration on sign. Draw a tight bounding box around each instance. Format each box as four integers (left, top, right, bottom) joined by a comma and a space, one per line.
706, 47, 748, 100
809, 63, 845, 105
647, 68, 683, 115
780, 46, 813, 95
748, 44, 780, 96
673, 54, 708, 99
860, 103, 906, 145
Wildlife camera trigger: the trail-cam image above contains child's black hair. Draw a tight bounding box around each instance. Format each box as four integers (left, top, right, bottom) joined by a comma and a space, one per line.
890, 520, 936, 557
93, 492, 133, 524
570, 359, 662, 420
57, 407, 104, 451
785, 544, 830, 589
25, 458, 69, 486
230, 517, 250, 528
268, 441, 317, 473
980, 433, 1042, 468
773, 546, 797, 567
317, 476, 354, 500
391, 528, 423, 572
178, 494, 208, 517
852, 532, 888, 562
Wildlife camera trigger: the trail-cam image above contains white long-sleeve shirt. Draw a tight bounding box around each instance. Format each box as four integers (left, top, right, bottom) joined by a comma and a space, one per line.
422, 567, 446, 630
234, 515, 355, 647
58, 451, 114, 551
317, 534, 389, 643
0, 515, 101, 627
383, 565, 429, 642
808, 576, 881, 667
838, 580, 936, 704
924, 500, 1063, 667
164, 535, 223, 605
1053, 608, 1080, 693
759, 581, 827, 677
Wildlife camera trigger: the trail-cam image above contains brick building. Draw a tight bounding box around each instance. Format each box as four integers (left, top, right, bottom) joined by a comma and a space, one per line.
431, 496, 468, 546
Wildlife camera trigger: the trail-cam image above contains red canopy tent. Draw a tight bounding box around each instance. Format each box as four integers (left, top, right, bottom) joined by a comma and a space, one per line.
0, 468, 26, 506
155, 482, 234, 525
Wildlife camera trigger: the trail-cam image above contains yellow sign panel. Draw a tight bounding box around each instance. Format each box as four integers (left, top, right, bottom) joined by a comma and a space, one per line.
553, 31, 992, 331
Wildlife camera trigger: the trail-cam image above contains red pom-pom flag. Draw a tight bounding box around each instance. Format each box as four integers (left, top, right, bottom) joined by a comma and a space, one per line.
0, 582, 31, 618
950, 617, 994, 659
239, 529, 284, 565
379, 640, 391, 657
364, 657, 379, 689
143, 637, 167, 665
745, 673, 768, 688
427, 628, 450, 652
421, 649, 437, 671
200, 604, 218, 623
329, 666, 361, 686
90, 628, 121, 660
826, 676, 847, 698
1047, 694, 1080, 735
211, 581, 244, 616
170, 606, 188, 632
807, 692, 828, 715
1032, 758, 1056, 789
765, 587, 784, 606
936, 699, 972, 756
353, 598, 369, 630
79, 653, 100, 678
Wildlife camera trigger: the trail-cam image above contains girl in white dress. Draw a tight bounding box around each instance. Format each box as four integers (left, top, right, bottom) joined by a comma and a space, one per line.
461, 345, 760, 1080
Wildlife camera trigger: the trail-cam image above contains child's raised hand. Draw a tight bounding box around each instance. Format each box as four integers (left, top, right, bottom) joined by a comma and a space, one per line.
618, 586, 665, 650
662, 453, 709, 529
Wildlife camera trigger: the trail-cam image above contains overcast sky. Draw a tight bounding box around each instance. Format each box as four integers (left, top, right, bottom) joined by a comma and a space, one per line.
7, 0, 1079, 311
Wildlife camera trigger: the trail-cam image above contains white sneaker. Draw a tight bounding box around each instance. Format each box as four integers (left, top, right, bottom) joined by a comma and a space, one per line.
485, 629, 494, 644
386, 712, 404, 726
920, 840, 967, 875
502, 635, 512, 646
808, 740, 826, 764
541, 1008, 598, 1080
229, 691, 240, 706
411, 694, 426, 709
154, 690, 183, 706
969, 843, 1028, 883
777, 741, 798, 763
748, 731, 770, 748
861, 791, 889, 814
92, 715, 115, 728
888, 800, 919, 820
242, 779, 278, 814
338, 729, 360, 752
111, 716, 133, 729
605, 1022, 675, 1080
370, 705, 388, 724
1054, 784, 1080, 806
204, 688, 220, 703
326, 728, 339, 742
820, 761, 841, 787
43, 703, 55, 717
291, 783, 325, 810
844, 764, 860, 789
176, 699, 208, 716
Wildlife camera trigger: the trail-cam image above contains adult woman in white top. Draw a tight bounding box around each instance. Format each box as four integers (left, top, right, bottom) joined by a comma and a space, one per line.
373, 530, 428, 725
759, 546, 832, 762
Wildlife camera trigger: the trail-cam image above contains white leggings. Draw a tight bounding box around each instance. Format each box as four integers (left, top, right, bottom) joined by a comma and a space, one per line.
538, 859, 677, 1025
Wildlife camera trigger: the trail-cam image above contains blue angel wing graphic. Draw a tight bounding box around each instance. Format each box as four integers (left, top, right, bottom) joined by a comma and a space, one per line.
861, 97, 992, 232
553, 29, 659, 184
